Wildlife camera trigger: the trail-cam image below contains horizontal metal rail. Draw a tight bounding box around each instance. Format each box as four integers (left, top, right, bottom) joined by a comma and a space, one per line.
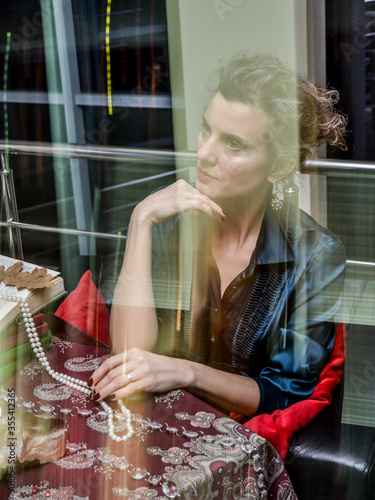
347, 259, 375, 268
0, 221, 126, 241
101, 167, 190, 192
301, 158, 375, 174
0, 141, 196, 163
0, 90, 173, 109
0, 142, 375, 174
1, 221, 374, 269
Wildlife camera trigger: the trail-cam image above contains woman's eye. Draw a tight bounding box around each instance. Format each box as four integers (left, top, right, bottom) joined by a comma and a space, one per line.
226, 140, 241, 151
201, 123, 210, 135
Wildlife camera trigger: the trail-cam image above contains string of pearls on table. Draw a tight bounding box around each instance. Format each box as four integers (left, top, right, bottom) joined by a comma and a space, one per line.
0, 292, 134, 443
0, 289, 261, 500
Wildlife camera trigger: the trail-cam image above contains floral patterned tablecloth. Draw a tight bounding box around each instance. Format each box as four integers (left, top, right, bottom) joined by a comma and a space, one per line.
0, 334, 298, 499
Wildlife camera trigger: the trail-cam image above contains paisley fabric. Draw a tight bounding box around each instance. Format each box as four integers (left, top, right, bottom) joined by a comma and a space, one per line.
0, 337, 298, 499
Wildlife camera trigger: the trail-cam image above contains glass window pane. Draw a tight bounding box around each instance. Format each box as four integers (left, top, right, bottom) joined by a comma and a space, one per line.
72, 0, 171, 94
83, 106, 174, 148
0, 1, 50, 92
326, 0, 375, 263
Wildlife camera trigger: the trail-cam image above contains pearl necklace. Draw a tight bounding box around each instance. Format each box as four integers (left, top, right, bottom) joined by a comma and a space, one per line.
0, 292, 134, 443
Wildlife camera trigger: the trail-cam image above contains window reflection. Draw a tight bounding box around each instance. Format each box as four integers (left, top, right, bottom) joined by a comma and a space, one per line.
0, 0, 174, 271
326, 0, 375, 263
73, 0, 171, 94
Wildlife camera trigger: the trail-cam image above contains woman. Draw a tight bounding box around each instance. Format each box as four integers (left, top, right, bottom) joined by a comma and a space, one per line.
90, 53, 347, 418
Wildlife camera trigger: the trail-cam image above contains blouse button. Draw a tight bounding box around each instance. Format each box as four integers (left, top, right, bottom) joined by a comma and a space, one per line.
232, 286, 237, 290
214, 308, 218, 313
210, 337, 215, 343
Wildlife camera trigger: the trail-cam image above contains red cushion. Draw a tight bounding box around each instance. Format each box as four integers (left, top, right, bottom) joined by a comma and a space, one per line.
55, 270, 110, 346
230, 323, 346, 458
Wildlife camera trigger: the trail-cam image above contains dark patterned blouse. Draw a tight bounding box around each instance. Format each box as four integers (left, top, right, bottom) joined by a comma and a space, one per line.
151, 200, 346, 416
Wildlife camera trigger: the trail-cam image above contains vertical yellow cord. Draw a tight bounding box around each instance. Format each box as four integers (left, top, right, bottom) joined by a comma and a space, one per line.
105, 0, 113, 115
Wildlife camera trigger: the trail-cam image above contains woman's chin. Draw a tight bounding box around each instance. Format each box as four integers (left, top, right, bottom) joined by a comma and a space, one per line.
195, 180, 222, 199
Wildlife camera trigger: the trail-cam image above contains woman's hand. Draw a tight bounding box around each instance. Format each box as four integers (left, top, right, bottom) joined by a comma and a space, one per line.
89, 348, 194, 401
88, 347, 260, 416
133, 179, 226, 227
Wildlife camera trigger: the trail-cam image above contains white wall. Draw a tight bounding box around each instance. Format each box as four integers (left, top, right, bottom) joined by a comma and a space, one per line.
166, 0, 308, 151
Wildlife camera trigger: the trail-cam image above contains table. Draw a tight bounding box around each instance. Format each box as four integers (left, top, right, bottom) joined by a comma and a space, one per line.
0, 317, 298, 499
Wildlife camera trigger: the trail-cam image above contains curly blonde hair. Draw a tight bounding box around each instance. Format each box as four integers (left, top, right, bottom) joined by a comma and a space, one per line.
209, 52, 347, 172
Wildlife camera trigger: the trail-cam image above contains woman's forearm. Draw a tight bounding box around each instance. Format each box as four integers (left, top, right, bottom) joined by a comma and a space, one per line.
111, 209, 158, 353
185, 359, 260, 416
110, 181, 225, 354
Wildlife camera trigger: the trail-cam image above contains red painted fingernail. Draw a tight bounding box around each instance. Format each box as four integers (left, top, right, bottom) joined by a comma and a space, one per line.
88, 377, 93, 387
93, 392, 100, 401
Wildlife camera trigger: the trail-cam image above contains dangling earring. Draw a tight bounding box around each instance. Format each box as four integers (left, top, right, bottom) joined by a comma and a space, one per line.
271, 182, 283, 211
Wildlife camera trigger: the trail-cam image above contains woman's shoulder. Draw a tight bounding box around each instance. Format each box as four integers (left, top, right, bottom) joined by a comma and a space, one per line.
278, 201, 346, 261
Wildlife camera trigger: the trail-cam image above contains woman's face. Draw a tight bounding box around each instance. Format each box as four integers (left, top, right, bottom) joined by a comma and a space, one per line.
196, 92, 273, 201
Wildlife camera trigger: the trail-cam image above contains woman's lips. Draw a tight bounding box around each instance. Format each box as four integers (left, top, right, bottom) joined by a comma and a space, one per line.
197, 169, 216, 182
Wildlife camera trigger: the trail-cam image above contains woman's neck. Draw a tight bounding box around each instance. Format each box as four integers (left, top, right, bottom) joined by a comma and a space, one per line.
214, 190, 269, 247
210, 194, 268, 297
